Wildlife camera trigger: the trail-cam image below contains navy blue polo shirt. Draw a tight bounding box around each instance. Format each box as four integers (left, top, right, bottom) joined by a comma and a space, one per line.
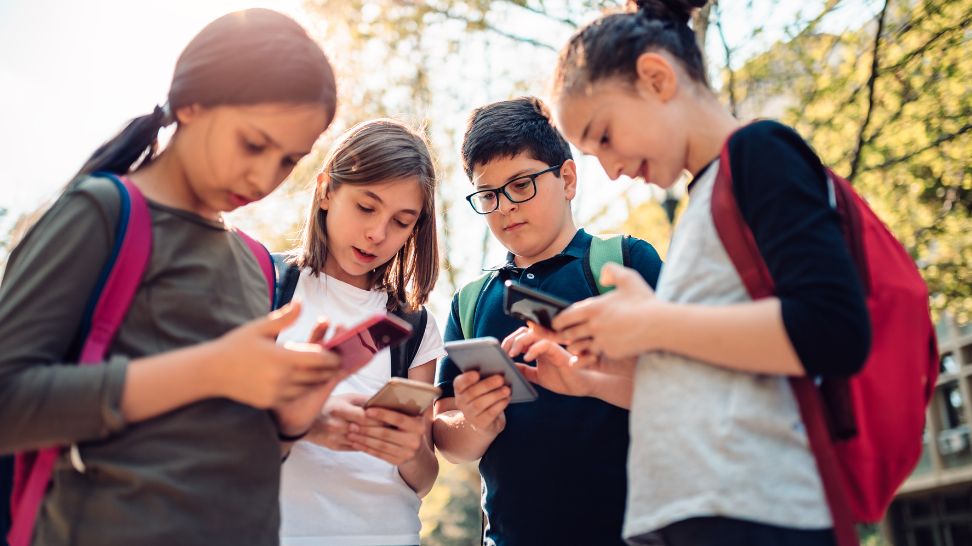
436, 228, 662, 546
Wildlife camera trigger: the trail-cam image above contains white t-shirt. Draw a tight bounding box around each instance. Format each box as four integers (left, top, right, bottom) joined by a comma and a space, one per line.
276, 270, 446, 546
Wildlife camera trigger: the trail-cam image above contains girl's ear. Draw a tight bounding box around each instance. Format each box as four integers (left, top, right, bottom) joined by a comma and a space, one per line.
318, 173, 331, 211
174, 103, 203, 125
560, 159, 579, 201
634, 52, 678, 102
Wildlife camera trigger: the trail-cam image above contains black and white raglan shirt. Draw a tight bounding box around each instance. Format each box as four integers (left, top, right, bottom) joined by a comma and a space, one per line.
624, 120, 871, 538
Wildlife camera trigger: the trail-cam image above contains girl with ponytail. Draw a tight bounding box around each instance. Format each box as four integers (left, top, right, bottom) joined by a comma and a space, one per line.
543, 1, 870, 544
0, 9, 341, 546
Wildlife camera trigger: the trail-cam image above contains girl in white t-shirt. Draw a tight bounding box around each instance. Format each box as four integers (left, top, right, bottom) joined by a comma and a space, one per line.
277, 119, 444, 546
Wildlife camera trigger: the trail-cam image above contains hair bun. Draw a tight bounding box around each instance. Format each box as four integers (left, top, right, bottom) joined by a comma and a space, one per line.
628, 0, 707, 25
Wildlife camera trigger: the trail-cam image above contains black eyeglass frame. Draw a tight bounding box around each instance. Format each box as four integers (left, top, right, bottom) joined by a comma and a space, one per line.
465, 163, 564, 215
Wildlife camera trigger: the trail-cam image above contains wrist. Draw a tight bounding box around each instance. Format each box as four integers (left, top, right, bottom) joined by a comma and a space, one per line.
194, 340, 229, 399
468, 415, 503, 439
639, 300, 669, 354
272, 410, 314, 440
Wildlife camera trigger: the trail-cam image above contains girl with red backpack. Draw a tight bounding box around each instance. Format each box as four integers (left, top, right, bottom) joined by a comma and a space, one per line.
540, 0, 934, 545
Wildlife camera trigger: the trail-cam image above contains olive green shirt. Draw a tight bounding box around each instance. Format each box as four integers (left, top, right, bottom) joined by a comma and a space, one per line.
0, 176, 281, 545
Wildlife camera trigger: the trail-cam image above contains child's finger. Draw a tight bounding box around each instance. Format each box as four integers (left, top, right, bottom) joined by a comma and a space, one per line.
505, 330, 535, 358
551, 300, 592, 332
523, 339, 562, 364
501, 327, 530, 353
306, 317, 330, 345
515, 363, 540, 385
364, 408, 423, 432
257, 301, 303, 337
452, 371, 481, 394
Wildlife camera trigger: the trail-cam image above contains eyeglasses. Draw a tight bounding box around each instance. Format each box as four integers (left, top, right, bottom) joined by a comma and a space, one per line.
465, 164, 563, 215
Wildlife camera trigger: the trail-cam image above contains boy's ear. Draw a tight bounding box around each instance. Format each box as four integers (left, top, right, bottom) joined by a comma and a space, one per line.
560, 159, 578, 201
634, 52, 678, 102
318, 173, 331, 211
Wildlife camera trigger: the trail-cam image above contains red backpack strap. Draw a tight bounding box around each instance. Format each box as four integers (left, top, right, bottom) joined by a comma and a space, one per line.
9, 174, 152, 546
711, 142, 859, 546
234, 230, 274, 309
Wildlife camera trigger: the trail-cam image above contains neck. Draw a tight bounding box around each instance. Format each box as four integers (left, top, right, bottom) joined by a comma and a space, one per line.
513, 214, 577, 268
129, 142, 219, 221
322, 253, 372, 290
683, 93, 740, 176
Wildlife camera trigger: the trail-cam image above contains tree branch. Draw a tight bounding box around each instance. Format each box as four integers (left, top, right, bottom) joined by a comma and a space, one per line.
499, 0, 578, 28
847, 0, 890, 183
406, 0, 557, 50
867, 123, 972, 172
713, 1, 737, 116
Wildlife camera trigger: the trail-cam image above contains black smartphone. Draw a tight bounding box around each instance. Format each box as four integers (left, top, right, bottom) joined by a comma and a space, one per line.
503, 280, 570, 330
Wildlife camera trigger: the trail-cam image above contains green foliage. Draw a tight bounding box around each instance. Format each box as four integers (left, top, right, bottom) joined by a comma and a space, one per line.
731, 0, 972, 320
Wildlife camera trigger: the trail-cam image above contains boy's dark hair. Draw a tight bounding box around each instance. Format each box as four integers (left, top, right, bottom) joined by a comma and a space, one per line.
461, 96, 572, 179
76, 8, 337, 178
552, 0, 708, 99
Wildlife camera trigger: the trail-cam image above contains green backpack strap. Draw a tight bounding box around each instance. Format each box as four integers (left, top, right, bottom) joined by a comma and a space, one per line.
457, 272, 493, 340
586, 234, 627, 295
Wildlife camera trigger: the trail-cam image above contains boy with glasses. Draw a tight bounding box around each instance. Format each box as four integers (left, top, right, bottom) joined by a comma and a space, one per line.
432, 97, 663, 546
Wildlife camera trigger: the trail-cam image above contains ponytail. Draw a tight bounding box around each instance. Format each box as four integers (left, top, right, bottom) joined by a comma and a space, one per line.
75, 105, 172, 179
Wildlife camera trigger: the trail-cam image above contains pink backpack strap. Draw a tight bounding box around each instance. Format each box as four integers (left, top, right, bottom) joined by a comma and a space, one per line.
711, 139, 859, 546
234, 230, 274, 308
9, 175, 152, 546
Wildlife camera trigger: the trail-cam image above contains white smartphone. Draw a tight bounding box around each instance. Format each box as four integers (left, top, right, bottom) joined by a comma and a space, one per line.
444, 337, 539, 403
364, 377, 441, 416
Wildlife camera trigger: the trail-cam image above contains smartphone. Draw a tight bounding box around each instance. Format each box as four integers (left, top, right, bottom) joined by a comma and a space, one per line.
364, 377, 442, 416
503, 280, 570, 330
325, 314, 413, 371
444, 337, 538, 403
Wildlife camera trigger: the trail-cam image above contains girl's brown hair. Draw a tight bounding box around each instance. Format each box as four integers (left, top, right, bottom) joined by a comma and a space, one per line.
296, 119, 439, 312
551, 0, 708, 100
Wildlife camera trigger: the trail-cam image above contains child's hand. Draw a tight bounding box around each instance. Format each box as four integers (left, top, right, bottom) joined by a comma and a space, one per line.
554, 263, 658, 365
453, 370, 510, 436
502, 326, 593, 397
207, 302, 342, 411
348, 406, 429, 466
273, 318, 347, 437
305, 393, 380, 451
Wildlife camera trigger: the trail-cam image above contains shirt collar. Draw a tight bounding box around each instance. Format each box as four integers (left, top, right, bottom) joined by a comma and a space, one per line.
482, 228, 590, 272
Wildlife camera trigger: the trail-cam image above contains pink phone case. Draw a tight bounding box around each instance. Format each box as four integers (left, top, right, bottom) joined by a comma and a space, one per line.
325, 314, 413, 371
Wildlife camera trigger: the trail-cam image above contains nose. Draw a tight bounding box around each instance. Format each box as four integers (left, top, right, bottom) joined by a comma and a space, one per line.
496, 192, 518, 215
247, 158, 280, 198
365, 218, 387, 245
596, 154, 623, 181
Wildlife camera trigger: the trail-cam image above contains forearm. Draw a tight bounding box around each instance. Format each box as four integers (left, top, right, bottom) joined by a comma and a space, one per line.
432, 410, 496, 464
649, 298, 804, 375
398, 435, 439, 497
120, 342, 223, 422
589, 374, 633, 409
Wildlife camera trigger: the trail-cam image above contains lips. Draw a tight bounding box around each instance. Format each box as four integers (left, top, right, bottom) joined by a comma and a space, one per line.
352, 247, 377, 263
637, 161, 650, 182
229, 193, 253, 208
504, 221, 527, 232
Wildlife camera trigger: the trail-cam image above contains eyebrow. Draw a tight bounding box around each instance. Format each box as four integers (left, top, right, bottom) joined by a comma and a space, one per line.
475, 168, 536, 189
362, 190, 419, 216
250, 124, 311, 157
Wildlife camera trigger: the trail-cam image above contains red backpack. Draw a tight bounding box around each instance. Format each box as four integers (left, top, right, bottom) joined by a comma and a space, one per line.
7, 174, 274, 546
710, 130, 939, 546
